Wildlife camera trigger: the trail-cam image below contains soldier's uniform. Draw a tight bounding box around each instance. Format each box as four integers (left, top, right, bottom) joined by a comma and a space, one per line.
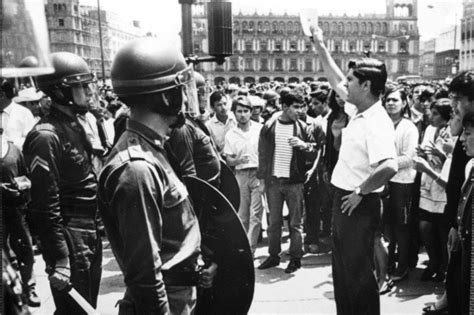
168, 116, 221, 185
23, 105, 102, 314
98, 119, 201, 314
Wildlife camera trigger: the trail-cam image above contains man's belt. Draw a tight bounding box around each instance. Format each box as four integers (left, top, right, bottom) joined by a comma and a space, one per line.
162, 266, 202, 287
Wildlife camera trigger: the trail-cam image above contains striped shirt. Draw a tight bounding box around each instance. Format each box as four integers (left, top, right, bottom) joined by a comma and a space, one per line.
272, 120, 294, 178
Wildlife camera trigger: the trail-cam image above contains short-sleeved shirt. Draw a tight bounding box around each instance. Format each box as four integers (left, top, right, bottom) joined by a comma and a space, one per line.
331, 101, 397, 192
206, 112, 237, 154
224, 121, 262, 170
1, 101, 36, 148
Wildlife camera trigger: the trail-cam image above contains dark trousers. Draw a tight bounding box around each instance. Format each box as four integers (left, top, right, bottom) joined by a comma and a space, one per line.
446, 250, 462, 315
332, 187, 380, 315
304, 176, 332, 244
3, 206, 35, 288
46, 217, 103, 315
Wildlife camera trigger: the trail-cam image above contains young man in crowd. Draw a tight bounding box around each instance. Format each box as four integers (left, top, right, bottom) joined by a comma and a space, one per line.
257, 89, 314, 273
206, 90, 236, 156
224, 96, 264, 254
311, 26, 397, 315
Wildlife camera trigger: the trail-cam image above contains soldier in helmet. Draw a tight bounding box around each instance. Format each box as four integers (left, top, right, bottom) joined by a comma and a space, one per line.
22, 52, 103, 314
261, 90, 281, 122
98, 38, 213, 314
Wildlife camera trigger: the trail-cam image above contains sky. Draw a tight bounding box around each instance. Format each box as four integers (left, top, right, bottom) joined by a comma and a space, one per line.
80, 0, 464, 42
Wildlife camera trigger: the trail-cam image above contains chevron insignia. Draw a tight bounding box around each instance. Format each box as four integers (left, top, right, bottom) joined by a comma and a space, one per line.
30, 156, 50, 173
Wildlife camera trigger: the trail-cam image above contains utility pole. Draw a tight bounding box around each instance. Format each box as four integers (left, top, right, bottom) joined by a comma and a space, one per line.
97, 0, 106, 82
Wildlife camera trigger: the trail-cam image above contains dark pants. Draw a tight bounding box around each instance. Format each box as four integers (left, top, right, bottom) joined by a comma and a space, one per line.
266, 178, 304, 259
46, 217, 102, 315
419, 210, 449, 274
408, 173, 422, 267
332, 186, 380, 315
3, 206, 35, 288
304, 175, 332, 244
446, 249, 469, 315
383, 182, 413, 271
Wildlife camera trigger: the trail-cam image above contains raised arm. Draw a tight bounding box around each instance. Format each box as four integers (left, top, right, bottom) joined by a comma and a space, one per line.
310, 26, 348, 101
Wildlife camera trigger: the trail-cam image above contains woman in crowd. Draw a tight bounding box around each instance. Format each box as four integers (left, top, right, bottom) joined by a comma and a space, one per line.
382, 85, 419, 282
414, 99, 453, 283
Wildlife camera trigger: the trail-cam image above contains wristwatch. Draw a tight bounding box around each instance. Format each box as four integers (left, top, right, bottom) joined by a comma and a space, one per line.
354, 187, 364, 196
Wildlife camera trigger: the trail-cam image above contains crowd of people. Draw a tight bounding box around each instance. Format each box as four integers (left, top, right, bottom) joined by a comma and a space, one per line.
1, 28, 473, 315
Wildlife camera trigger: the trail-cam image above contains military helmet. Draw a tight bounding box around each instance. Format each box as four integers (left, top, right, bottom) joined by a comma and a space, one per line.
111, 38, 199, 117
36, 52, 94, 91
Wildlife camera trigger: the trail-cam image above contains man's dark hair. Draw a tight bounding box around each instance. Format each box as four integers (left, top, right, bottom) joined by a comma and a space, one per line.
1, 79, 15, 99
419, 87, 435, 103
462, 111, 474, 129
430, 98, 452, 122
280, 89, 305, 107
449, 71, 474, 101
348, 58, 387, 97
310, 89, 329, 104
209, 90, 226, 108
231, 96, 252, 112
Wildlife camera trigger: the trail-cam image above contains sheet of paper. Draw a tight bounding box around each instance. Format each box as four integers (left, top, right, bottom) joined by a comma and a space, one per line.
300, 8, 319, 37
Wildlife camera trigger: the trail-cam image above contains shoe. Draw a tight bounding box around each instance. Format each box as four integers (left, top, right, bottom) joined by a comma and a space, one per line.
284, 259, 301, 273
304, 244, 319, 254
27, 285, 41, 307
391, 268, 409, 282
379, 277, 394, 295
420, 267, 435, 281
422, 303, 448, 314
258, 256, 280, 269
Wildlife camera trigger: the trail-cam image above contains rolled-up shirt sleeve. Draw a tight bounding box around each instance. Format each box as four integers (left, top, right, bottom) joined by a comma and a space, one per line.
107, 160, 169, 314
367, 121, 397, 167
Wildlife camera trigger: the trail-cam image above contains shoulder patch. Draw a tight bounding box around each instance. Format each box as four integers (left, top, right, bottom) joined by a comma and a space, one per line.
30, 156, 50, 173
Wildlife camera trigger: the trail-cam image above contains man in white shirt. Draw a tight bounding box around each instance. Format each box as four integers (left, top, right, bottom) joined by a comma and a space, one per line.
206, 90, 237, 155
311, 26, 397, 315
224, 96, 263, 254
0, 80, 36, 148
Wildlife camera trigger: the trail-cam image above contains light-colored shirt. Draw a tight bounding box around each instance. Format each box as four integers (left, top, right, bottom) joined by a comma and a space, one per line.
272, 120, 294, 178
224, 121, 262, 170
1, 101, 36, 148
314, 111, 330, 135
331, 101, 397, 192
390, 118, 419, 184
206, 112, 237, 154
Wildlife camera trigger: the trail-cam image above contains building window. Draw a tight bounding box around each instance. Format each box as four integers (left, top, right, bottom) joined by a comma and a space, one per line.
272, 21, 278, 34
290, 58, 298, 71
260, 40, 267, 52
58, 18, 65, 27
275, 41, 283, 52
260, 59, 268, 71
305, 42, 312, 51
245, 41, 253, 52
399, 41, 407, 54
245, 58, 253, 71
334, 44, 340, 53
275, 58, 283, 71
230, 58, 239, 71
194, 43, 201, 53
249, 21, 254, 33
233, 41, 238, 51
349, 43, 356, 52
290, 41, 297, 52
304, 59, 313, 72
399, 59, 407, 73
378, 43, 386, 53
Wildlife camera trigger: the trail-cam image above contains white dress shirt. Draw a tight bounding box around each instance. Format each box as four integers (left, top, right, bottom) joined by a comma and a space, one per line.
224, 121, 262, 170
1, 101, 36, 148
331, 101, 397, 192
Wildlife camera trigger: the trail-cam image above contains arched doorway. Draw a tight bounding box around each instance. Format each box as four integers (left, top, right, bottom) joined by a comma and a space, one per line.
229, 77, 241, 85
288, 77, 300, 83
214, 77, 226, 86
259, 76, 270, 83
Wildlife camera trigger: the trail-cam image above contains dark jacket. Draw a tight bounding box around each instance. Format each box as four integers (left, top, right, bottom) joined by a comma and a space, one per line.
23, 105, 98, 261
168, 117, 221, 182
98, 119, 201, 314
446, 138, 471, 228
257, 116, 313, 184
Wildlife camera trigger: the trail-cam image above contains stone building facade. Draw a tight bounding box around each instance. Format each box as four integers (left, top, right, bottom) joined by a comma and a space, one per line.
460, 0, 474, 71
193, 0, 420, 85
45, 0, 143, 78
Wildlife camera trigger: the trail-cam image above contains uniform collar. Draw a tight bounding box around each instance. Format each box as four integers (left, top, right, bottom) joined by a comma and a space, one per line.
126, 119, 167, 147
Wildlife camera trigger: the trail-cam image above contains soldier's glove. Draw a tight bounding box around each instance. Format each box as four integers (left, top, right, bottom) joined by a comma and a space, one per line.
47, 266, 71, 291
